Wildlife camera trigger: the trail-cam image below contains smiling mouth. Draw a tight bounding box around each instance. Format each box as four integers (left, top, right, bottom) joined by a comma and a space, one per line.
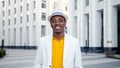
55, 26, 61, 29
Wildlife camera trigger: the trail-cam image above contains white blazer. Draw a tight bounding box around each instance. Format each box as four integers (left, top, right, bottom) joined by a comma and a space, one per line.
34, 34, 83, 68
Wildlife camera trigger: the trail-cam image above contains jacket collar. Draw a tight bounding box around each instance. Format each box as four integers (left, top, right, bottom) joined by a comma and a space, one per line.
47, 33, 69, 66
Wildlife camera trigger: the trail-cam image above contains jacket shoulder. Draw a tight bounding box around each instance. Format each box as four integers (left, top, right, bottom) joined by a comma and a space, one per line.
66, 34, 79, 41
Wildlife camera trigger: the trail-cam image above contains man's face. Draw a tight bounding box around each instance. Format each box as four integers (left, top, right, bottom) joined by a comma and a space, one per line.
50, 15, 66, 34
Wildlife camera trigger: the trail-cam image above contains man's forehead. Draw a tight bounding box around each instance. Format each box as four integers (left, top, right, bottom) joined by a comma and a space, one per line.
51, 15, 65, 19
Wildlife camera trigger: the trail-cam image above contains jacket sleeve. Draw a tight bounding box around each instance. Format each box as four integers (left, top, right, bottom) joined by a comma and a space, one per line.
74, 40, 83, 68
34, 41, 42, 68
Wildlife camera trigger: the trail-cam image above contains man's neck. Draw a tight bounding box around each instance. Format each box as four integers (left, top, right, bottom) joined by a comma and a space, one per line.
53, 33, 64, 41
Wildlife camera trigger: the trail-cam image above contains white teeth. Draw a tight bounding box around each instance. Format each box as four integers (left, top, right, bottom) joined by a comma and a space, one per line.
55, 26, 60, 29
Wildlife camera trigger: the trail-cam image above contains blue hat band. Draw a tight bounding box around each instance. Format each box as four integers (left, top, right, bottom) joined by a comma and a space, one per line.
52, 12, 63, 15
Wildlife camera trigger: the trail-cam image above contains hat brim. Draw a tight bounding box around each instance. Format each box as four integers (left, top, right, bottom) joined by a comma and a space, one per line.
48, 14, 68, 22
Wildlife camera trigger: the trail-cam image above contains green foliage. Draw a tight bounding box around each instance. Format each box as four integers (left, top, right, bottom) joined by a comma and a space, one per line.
105, 51, 120, 60
0, 49, 6, 58
105, 51, 115, 58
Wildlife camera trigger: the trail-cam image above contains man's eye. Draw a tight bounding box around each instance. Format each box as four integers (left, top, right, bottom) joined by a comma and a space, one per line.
59, 19, 64, 22
59, 21, 63, 22
51, 20, 56, 23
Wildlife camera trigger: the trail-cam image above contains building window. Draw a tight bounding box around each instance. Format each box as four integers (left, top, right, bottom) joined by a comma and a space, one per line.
14, 28, 16, 45
41, 13, 46, 21
20, 6, 22, 12
85, 0, 89, 6
27, 3, 29, 11
98, 0, 103, 1
33, 26, 36, 45
8, 9, 10, 15
26, 27, 29, 45
2, 11, 5, 17
53, 2, 57, 9
27, 15, 29, 22
8, 29, 10, 45
33, 1, 36, 9
8, 0, 10, 6
8, 19, 10, 25
14, 18, 16, 24
41, 25, 46, 37
65, 6, 67, 11
41, 0, 46, 8
33, 13, 36, 21
14, 0, 16, 4
74, 0, 77, 10
2, 1, 5, 7
20, 28, 22, 45
20, 16, 22, 23
3, 30, 5, 36
3, 20, 5, 26
14, 8, 16, 14
65, 27, 67, 33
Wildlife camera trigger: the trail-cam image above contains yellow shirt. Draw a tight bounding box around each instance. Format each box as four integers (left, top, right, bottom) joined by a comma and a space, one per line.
52, 37, 64, 68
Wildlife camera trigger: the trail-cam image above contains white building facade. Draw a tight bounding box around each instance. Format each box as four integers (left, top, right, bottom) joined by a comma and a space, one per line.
69, 0, 120, 53
0, 0, 68, 49
0, 0, 50, 49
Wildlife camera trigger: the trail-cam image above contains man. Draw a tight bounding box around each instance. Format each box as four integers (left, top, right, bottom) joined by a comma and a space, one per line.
34, 10, 83, 68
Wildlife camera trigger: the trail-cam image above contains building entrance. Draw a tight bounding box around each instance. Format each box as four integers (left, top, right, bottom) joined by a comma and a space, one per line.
117, 5, 120, 54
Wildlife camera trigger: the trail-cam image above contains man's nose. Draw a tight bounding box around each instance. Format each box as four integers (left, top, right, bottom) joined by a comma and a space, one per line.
55, 21, 60, 25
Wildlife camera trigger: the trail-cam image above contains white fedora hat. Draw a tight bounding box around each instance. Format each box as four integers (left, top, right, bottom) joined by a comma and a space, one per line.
48, 10, 68, 22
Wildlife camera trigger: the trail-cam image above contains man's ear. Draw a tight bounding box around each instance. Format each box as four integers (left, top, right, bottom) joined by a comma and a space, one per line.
64, 22, 67, 26
50, 22, 53, 28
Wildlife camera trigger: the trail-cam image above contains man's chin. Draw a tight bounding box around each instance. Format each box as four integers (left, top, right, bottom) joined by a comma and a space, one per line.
55, 32, 61, 34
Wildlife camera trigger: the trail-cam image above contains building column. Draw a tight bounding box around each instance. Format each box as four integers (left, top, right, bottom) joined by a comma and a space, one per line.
16, 27, 20, 48
68, 0, 75, 36
92, 11, 103, 52
89, 0, 102, 52
23, 27, 26, 48
104, 0, 118, 52
0, 1, 2, 47
32, 25, 36, 46
36, 1, 41, 48
77, 0, 86, 51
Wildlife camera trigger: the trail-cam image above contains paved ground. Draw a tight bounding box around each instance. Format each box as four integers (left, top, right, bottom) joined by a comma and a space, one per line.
0, 49, 120, 68
82, 53, 120, 68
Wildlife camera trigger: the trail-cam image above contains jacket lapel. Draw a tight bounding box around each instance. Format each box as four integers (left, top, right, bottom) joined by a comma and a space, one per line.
63, 34, 69, 66
47, 34, 52, 66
